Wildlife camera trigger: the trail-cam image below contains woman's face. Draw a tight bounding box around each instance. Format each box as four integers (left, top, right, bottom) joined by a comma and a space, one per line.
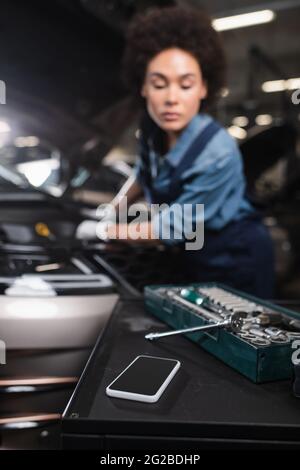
141, 48, 207, 135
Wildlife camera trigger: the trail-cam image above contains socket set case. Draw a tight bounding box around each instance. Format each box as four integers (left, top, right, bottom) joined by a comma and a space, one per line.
144, 283, 300, 383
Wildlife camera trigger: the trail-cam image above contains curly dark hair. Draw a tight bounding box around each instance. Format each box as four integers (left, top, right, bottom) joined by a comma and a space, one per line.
122, 6, 227, 110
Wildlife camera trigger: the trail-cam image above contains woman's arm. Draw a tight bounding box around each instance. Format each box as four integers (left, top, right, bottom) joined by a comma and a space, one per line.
106, 220, 160, 245
76, 174, 144, 240
101, 174, 159, 244
104, 175, 159, 244
111, 174, 144, 213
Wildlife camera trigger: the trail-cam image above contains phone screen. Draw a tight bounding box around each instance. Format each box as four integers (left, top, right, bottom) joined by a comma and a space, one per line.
108, 356, 179, 396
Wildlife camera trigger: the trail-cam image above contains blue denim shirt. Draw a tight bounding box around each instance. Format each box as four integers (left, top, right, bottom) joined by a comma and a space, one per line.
135, 113, 254, 244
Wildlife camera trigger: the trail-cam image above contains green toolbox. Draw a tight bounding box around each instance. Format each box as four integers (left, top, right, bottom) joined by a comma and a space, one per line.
144, 283, 300, 383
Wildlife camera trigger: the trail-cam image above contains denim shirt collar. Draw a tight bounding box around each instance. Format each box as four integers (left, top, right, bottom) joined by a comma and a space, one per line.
164, 113, 213, 168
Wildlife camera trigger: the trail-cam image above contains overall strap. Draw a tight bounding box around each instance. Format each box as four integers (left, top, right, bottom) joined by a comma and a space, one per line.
169, 120, 222, 198
138, 119, 222, 202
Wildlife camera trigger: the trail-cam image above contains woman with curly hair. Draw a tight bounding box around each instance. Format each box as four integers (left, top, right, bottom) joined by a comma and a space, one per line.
78, 6, 274, 298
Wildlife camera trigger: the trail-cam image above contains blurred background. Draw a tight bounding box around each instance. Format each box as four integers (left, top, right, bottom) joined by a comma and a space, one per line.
0, 0, 300, 296
0, 0, 299, 449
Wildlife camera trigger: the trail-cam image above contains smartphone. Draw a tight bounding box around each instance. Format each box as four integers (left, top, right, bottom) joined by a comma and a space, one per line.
106, 355, 181, 403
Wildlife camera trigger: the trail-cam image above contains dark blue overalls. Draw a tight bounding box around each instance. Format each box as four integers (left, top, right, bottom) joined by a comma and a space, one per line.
139, 121, 275, 299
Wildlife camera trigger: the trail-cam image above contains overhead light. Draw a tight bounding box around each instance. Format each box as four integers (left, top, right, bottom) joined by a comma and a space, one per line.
232, 116, 249, 127
227, 126, 247, 140
262, 80, 286, 93
221, 88, 229, 97
262, 78, 300, 93
288, 78, 300, 89
14, 137, 25, 148
14, 136, 40, 148
255, 114, 273, 126
213, 10, 275, 32
0, 120, 11, 133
